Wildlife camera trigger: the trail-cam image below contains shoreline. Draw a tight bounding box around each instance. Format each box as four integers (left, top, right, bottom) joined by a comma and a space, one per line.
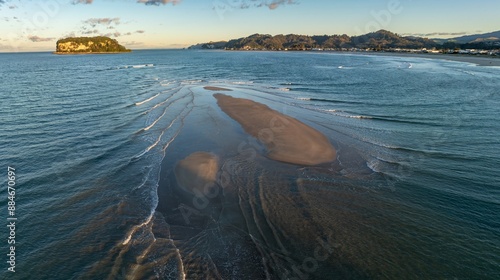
215, 49, 500, 67
213, 93, 336, 165
53, 51, 132, 55
350, 52, 500, 67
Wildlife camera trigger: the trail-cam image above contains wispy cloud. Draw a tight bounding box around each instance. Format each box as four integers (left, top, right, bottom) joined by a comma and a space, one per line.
83, 17, 121, 27
82, 29, 99, 35
404, 32, 468, 37
8, 4, 16, 9
214, 0, 296, 11
137, 0, 181, 5
74, 17, 146, 39
213, 0, 297, 19
72, 0, 93, 4
28, 35, 54, 42
267, 0, 296, 10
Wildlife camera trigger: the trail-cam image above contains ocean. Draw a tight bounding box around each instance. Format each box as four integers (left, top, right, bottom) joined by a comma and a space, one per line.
1, 50, 499, 279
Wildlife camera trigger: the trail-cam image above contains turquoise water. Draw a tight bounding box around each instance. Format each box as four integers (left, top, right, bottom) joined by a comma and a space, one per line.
0, 50, 499, 279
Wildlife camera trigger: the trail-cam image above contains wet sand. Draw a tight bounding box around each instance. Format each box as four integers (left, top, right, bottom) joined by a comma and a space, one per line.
203, 86, 233, 91
145, 86, 437, 279
213, 93, 336, 165
174, 152, 218, 196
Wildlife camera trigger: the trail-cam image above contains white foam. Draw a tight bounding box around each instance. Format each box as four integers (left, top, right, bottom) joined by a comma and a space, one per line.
230, 81, 254, 85
320, 108, 371, 119
131, 64, 154, 69
146, 96, 174, 113
278, 88, 290, 92
122, 212, 154, 245
295, 97, 310, 101
181, 79, 204, 84
143, 103, 170, 131
366, 159, 380, 173
135, 93, 160, 106
162, 106, 193, 152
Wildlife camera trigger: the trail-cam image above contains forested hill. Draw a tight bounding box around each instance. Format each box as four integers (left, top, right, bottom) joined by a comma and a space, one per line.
55, 36, 131, 53
189, 30, 438, 50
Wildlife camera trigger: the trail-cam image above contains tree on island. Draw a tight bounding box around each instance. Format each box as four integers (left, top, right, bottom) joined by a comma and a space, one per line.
56, 36, 131, 53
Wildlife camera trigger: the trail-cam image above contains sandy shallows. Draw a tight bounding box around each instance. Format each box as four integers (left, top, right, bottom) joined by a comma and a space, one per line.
174, 152, 219, 195
214, 93, 336, 165
203, 86, 233, 91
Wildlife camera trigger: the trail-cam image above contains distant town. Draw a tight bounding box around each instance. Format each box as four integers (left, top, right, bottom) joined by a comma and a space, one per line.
189, 30, 500, 57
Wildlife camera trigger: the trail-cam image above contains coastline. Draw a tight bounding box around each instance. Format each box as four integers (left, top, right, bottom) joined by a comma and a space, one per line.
344, 51, 500, 67
53, 51, 132, 55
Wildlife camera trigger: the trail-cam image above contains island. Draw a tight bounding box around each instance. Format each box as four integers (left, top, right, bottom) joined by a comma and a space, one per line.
54, 36, 131, 54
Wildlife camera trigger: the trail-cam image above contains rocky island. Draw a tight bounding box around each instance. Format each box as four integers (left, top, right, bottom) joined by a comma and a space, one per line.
55, 36, 131, 54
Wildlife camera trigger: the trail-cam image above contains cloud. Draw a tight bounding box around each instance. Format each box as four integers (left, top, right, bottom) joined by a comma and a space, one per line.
8, 4, 16, 9
213, 0, 297, 16
121, 40, 145, 47
83, 17, 121, 27
124, 30, 145, 36
102, 31, 122, 38
28, 35, 54, 42
267, 0, 296, 10
72, 0, 93, 4
137, 0, 181, 5
82, 29, 99, 34
76, 17, 146, 39
404, 32, 468, 37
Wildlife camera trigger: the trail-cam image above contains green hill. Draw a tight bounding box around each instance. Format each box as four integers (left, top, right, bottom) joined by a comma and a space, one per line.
189, 30, 438, 51
55, 36, 131, 54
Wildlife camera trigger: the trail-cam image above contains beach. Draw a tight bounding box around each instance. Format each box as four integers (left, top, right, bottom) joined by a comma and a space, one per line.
357, 51, 500, 66
213, 93, 336, 165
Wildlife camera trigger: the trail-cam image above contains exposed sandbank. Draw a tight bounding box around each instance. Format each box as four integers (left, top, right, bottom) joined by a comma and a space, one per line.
174, 152, 218, 195
214, 93, 336, 165
203, 86, 233, 91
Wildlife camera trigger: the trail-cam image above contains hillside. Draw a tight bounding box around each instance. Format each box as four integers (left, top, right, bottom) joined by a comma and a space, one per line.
55, 36, 131, 54
443, 30, 500, 44
189, 30, 438, 51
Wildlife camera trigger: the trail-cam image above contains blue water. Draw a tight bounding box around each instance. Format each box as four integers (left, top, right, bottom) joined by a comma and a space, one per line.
1, 50, 499, 279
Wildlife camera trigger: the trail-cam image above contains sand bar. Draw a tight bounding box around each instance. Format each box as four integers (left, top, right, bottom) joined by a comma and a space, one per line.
204, 86, 233, 91
175, 152, 218, 195
214, 93, 336, 165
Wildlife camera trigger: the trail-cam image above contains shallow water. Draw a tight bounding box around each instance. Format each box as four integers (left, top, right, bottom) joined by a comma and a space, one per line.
1, 50, 499, 279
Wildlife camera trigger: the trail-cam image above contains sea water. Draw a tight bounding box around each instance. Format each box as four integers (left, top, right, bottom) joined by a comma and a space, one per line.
0, 50, 499, 279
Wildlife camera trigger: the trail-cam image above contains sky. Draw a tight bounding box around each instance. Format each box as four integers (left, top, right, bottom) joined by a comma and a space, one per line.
1, 0, 499, 52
